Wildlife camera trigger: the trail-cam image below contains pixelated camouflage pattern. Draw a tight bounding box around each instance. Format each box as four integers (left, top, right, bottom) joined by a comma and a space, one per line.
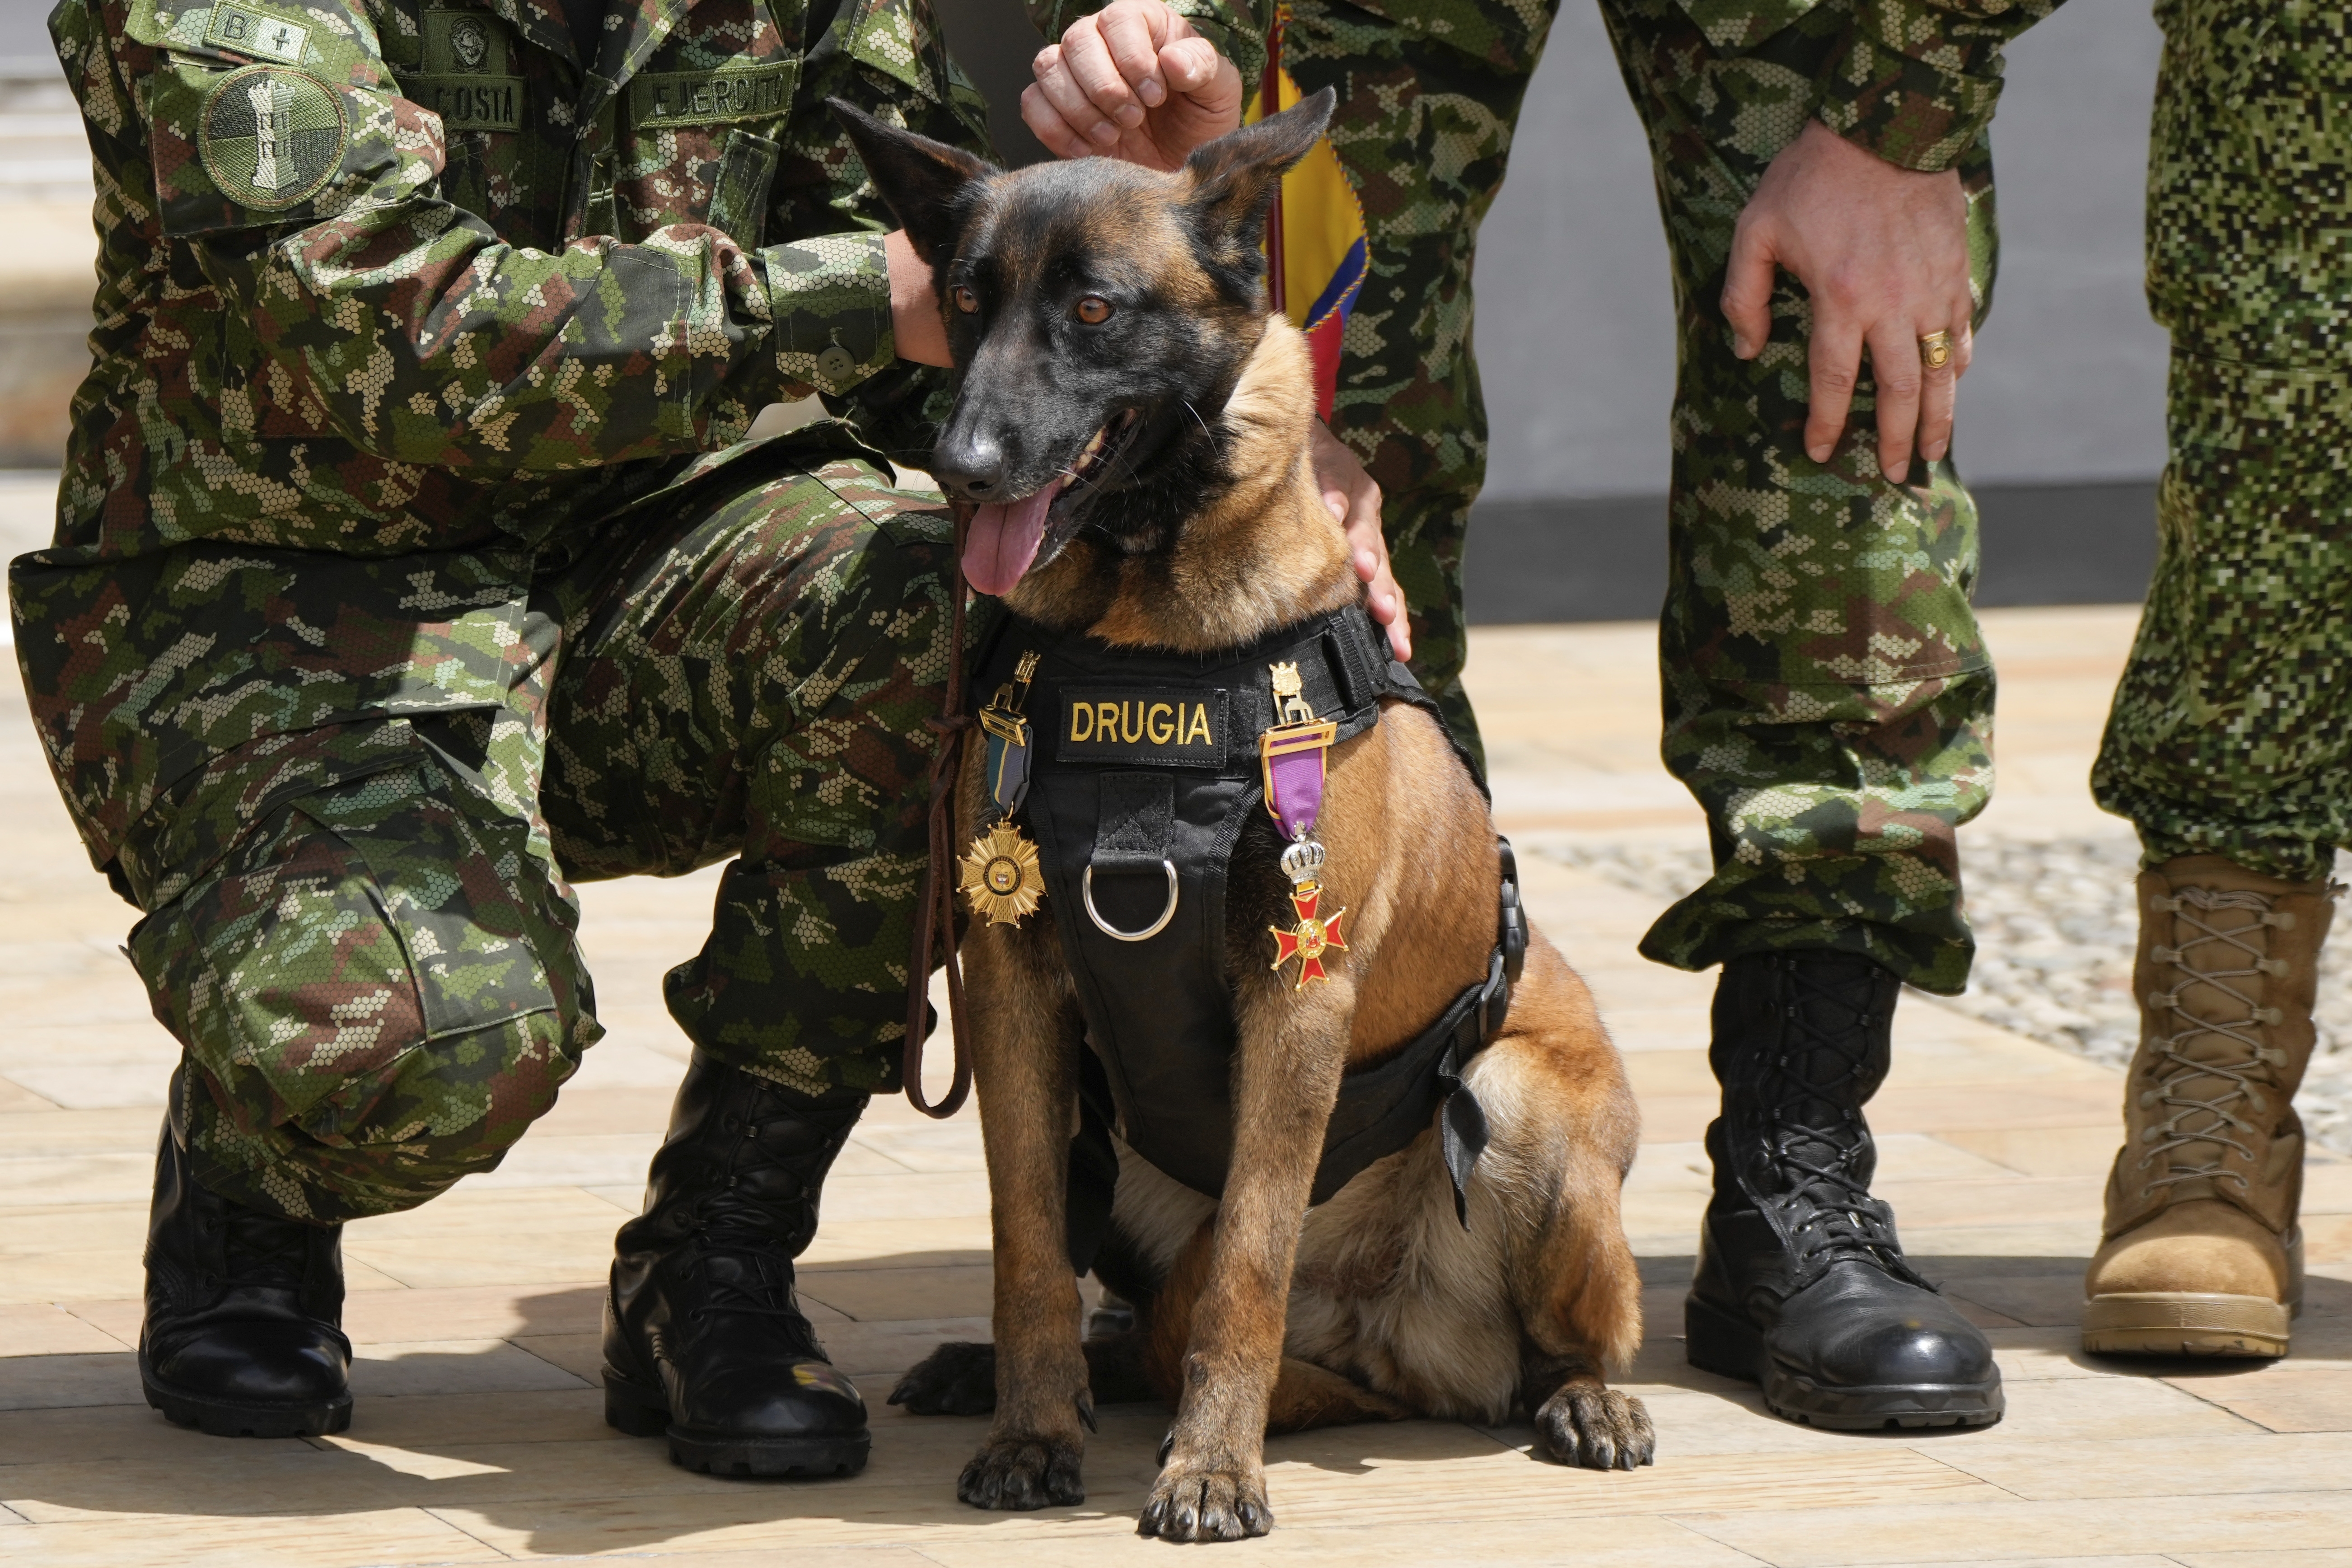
131, 759, 595, 1222
1262, 0, 1562, 765
2092, 0, 2352, 886
1669, 0, 2060, 169
124, 445, 957, 1217
1603, 0, 2017, 993
542, 453, 958, 1101
1817, 0, 2066, 173
13, 0, 986, 882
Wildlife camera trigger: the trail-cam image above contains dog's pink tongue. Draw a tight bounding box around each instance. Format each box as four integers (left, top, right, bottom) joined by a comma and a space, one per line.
962, 482, 1061, 596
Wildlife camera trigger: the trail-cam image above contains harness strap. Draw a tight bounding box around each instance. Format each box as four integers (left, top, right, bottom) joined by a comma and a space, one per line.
1063, 834, 1527, 1272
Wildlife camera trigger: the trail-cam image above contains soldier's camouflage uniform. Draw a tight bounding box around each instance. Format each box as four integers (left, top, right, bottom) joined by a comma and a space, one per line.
1603, 0, 2059, 994
11, 0, 989, 1221
2090, 0, 2352, 882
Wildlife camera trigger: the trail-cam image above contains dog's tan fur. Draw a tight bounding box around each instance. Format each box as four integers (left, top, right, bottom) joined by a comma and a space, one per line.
931, 309, 1652, 1538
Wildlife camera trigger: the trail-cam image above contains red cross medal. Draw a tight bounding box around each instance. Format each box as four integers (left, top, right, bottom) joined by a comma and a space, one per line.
1269, 880, 1347, 990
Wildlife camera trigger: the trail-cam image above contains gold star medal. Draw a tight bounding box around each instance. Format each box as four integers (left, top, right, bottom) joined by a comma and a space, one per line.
960, 820, 1044, 927
1269, 879, 1347, 990
959, 651, 1047, 927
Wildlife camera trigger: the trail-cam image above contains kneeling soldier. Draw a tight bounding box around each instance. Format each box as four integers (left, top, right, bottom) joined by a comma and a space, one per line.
14, 0, 989, 1475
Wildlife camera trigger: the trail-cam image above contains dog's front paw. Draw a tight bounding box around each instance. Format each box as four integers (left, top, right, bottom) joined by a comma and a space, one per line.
1534, 1385, 1655, 1471
957, 1432, 1085, 1510
890, 1342, 998, 1416
1137, 1453, 1272, 1542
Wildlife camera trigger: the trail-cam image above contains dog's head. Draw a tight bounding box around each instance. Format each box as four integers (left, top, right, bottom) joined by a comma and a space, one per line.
832, 92, 1335, 597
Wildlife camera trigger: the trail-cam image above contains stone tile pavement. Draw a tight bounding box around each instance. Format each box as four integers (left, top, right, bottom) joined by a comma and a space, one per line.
5, 505, 2349, 1563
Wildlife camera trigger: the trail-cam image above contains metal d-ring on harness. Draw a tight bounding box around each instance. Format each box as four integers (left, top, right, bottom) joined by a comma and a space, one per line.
1082, 861, 1179, 941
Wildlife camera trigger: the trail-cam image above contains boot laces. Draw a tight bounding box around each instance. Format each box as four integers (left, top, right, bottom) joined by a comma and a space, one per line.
684, 1110, 836, 1353
2138, 886, 2294, 1197
1755, 965, 1924, 1287
212, 1202, 316, 1293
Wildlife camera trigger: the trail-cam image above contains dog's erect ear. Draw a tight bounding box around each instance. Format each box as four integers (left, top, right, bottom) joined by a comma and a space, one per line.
828, 98, 996, 269
1183, 88, 1336, 278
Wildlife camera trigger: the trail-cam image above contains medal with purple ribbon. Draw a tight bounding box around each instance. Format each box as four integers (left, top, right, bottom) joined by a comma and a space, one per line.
1262, 662, 1346, 989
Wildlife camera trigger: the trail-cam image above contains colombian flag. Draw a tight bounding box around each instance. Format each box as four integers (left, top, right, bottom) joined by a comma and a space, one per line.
1245, 9, 1367, 421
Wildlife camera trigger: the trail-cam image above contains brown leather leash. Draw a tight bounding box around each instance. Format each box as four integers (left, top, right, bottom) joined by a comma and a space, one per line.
902, 499, 976, 1118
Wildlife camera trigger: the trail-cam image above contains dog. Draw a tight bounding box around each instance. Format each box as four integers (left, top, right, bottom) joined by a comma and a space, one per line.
834, 93, 1653, 1542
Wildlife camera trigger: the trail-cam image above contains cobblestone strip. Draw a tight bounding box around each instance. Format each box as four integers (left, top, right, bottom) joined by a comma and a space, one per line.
1541, 834, 2352, 1155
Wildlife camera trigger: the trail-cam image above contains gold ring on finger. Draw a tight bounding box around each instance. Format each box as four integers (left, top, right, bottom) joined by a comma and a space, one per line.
1919, 329, 1955, 371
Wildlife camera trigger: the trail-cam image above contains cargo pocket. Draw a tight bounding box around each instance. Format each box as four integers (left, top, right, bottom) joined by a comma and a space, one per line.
127, 765, 570, 1138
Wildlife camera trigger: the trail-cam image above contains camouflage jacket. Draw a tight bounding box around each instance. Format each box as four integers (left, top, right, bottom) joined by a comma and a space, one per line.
11, 0, 986, 896
1037, 0, 2060, 173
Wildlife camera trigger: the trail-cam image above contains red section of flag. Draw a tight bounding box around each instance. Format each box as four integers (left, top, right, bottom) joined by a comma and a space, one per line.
1304, 312, 1343, 421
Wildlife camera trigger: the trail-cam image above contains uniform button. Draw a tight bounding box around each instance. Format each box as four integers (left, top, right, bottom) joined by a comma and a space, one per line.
816, 344, 855, 382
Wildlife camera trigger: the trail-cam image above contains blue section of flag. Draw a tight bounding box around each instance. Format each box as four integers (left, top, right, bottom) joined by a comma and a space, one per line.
1303, 237, 1367, 332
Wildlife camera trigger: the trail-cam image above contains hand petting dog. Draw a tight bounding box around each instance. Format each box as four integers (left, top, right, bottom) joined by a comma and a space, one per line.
1024, 0, 1411, 662
1021, 0, 1243, 169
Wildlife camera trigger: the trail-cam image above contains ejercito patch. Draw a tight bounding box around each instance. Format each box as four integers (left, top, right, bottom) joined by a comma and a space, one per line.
198, 65, 346, 210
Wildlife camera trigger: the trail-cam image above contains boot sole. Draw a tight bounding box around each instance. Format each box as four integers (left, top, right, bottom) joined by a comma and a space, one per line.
2083, 1292, 2291, 1358
1686, 1294, 2004, 1431
602, 1367, 870, 1478
140, 1355, 351, 1439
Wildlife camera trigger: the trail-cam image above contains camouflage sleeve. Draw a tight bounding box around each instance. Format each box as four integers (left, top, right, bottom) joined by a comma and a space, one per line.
131, 3, 891, 473
1814, 0, 2067, 172
1023, 0, 1268, 96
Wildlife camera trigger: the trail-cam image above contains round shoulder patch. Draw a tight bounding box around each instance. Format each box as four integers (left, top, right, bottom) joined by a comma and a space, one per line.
197, 65, 347, 212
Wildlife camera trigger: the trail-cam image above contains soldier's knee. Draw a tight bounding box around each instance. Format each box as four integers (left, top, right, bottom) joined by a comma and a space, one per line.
130, 770, 599, 1221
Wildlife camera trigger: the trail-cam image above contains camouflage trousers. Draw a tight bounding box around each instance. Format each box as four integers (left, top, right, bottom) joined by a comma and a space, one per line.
126, 446, 957, 1222
1603, 0, 1999, 994
1281, 0, 1562, 767
2089, 0, 2352, 886
2092, 353, 2352, 885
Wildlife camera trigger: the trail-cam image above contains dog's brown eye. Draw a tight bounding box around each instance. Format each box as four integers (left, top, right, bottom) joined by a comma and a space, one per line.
1075, 295, 1113, 325
952, 286, 979, 314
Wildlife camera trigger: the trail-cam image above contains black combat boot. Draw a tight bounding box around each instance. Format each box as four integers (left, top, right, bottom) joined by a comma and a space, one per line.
139, 1073, 352, 1437
603, 1051, 871, 1476
1686, 952, 2002, 1429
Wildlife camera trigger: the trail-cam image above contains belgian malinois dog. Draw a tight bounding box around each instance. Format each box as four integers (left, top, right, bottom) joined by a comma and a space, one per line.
835, 94, 1653, 1541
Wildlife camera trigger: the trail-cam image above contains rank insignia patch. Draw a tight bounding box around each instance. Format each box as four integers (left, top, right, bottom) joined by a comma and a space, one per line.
198, 65, 346, 210
205, 3, 310, 63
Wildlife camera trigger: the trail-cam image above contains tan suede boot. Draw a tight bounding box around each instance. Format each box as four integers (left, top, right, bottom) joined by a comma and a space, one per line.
2083, 854, 2336, 1357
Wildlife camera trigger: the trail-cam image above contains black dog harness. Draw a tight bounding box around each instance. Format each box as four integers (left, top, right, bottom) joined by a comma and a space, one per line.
967, 604, 1529, 1269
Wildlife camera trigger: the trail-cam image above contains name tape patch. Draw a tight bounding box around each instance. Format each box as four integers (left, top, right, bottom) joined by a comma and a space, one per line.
631, 58, 799, 126
1057, 687, 1228, 769
399, 10, 523, 131
198, 64, 346, 211
403, 75, 524, 131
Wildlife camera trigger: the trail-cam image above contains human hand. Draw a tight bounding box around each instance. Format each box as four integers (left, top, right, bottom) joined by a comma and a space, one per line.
1722, 120, 1974, 483
1312, 420, 1409, 660
1022, 0, 1244, 171
885, 229, 951, 368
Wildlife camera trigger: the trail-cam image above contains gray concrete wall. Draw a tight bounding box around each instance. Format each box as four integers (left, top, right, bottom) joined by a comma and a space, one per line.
1473, 0, 2170, 499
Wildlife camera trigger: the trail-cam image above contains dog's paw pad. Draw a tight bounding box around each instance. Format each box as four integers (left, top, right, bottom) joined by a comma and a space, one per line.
957, 1433, 1085, 1511
1138, 1455, 1273, 1541
890, 1342, 998, 1417
1535, 1386, 1655, 1471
